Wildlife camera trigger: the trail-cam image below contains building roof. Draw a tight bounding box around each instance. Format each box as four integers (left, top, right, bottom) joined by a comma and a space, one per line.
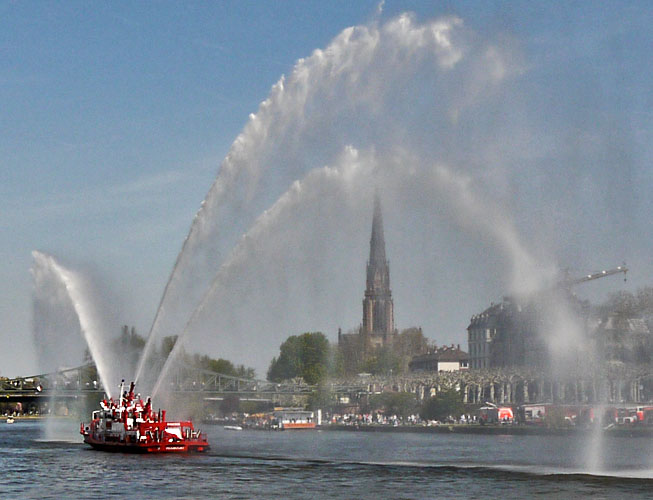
411, 344, 469, 363
434, 345, 469, 362
467, 302, 506, 328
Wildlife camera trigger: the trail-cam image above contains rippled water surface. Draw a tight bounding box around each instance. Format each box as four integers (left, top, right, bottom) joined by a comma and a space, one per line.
2, 420, 653, 499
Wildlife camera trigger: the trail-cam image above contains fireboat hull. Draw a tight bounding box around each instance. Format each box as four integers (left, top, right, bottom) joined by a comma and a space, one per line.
83, 436, 209, 453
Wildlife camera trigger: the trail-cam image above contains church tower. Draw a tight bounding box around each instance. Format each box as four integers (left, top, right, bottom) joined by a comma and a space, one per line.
361, 194, 396, 349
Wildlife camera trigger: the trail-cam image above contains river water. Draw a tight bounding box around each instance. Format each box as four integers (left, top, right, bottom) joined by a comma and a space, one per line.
2, 420, 652, 499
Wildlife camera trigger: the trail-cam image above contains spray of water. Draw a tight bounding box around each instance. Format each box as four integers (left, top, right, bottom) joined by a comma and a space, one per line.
428, 164, 557, 294
31, 253, 86, 375
31, 251, 114, 399
135, 13, 522, 385
585, 402, 607, 472
427, 164, 612, 472
151, 146, 376, 396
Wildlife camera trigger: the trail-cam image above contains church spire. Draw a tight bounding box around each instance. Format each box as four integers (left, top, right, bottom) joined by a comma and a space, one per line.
369, 193, 387, 269
362, 193, 394, 343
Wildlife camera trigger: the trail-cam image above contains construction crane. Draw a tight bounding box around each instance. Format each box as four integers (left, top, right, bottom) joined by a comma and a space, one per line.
561, 264, 628, 288
503, 264, 628, 303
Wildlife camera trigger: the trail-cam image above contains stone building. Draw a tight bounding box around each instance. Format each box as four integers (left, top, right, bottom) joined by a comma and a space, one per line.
467, 292, 587, 370
467, 289, 653, 371
467, 302, 502, 369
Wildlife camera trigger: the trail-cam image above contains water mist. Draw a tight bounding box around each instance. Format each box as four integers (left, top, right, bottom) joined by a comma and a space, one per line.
135, 13, 523, 385
31, 251, 115, 399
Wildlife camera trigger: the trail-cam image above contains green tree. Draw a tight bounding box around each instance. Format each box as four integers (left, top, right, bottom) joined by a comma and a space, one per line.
161, 335, 178, 358
119, 325, 145, 350
307, 385, 337, 411
420, 389, 464, 421
396, 327, 429, 358
368, 392, 418, 419
193, 354, 256, 379
362, 346, 402, 376
267, 332, 329, 384
328, 344, 345, 378
194, 354, 235, 375
337, 329, 366, 375
234, 365, 256, 379
116, 325, 146, 374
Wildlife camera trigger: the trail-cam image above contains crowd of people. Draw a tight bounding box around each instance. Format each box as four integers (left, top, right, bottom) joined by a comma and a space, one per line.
323, 411, 480, 427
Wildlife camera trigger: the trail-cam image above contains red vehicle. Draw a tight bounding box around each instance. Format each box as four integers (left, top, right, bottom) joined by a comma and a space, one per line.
479, 405, 514, 424
80, 381, 209, 453
635, 406, 653, 425
616, 407, 638, 425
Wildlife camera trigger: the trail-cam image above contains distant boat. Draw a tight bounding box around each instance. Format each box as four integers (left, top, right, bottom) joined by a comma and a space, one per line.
223, 425, 243, 431
6, 417, 15, 424
274, 410, 316, 430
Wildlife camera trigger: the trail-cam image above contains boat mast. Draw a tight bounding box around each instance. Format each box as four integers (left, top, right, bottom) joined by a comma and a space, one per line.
119, 379, 125, 408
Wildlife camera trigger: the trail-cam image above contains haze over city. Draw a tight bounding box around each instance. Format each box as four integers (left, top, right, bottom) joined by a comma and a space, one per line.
1, 1, 652, 378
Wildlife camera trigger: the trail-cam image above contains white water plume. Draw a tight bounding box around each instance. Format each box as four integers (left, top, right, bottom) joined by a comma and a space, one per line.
585, 403, 607, 472
426, 165, 598, 371
426, 162, 600, 376
31, 251, 114, 399
152, 146, 376, 395
428, 163, 558, 296
137, 13, 525, 380
31, 254, 86, 374
134, 9, 636, 385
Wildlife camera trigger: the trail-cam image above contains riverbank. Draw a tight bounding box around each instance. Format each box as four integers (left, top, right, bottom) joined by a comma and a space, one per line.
3, 415, 44, 421
2, 415, 77, 422
319, 423, 653, 437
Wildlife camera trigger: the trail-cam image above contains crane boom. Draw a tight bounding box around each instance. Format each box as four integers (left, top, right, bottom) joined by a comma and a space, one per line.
565, 265, 628, 287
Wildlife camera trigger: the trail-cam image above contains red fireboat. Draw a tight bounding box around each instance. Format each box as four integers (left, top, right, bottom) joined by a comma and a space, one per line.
80, 380, 209, 453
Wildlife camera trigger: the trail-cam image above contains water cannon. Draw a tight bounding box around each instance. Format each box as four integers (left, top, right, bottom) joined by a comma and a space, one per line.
119, 379, 125, 407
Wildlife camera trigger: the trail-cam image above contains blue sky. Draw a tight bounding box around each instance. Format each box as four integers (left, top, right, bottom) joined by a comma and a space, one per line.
2, 1, 652, 378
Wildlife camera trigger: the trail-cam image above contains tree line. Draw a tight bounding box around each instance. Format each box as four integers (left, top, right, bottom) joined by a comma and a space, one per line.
266, 327, 432, 385
85, 325, 256, 382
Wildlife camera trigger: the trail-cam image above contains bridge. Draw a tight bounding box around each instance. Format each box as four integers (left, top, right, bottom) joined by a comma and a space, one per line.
0, 363, 318, 415
3, 362, 653, 416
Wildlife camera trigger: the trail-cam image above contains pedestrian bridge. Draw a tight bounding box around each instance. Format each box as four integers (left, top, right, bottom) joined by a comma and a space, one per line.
3, 363, 653, 409
0, 363, 315, 400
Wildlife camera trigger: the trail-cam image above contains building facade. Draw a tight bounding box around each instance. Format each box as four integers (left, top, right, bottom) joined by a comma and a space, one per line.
466, 292, 630, 370
467, 302, 502, 369
467, 294, 565, 370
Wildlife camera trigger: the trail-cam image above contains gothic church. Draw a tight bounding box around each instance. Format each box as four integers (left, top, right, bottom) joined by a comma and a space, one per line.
339, 194, 397, 354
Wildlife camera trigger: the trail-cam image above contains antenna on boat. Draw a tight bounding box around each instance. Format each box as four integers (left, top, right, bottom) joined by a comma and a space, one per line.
119, 379, 125, 408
